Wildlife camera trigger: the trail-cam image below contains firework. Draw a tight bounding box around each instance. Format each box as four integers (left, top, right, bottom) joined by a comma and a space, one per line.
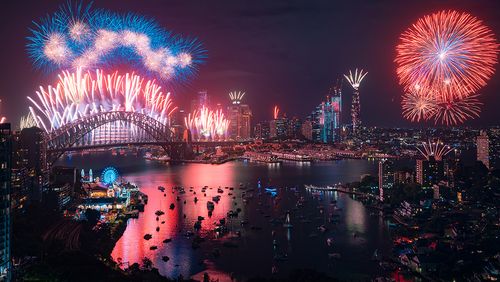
184, 106, 229, 141
27, 2, 205, 82
401, 90, 438, 122
20, 113, 38, 130
27, 68, 177, 132
0, 117, 6, 124
396, 10, 498, 98
434, 94, 482, 126
344, 69, 368, 91
416, 139, 453, 161
273, 106, 280, 120
229, 91, 245, 105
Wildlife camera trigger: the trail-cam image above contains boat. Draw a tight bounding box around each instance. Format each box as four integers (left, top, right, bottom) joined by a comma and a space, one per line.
162, 256, 170, 262
150, 246, 157, 250
328, 253, 341, 259
158, 186, 165, 192
318, 225, 327, 233
169, 203, 175, 210
163, 238, 172, 243
144, 234, 152, 240
283, 211, 293, 228
156, 227, 160, 232
155, 210, 165, 216
326, 238, 333, 246
207, 201, 215, 211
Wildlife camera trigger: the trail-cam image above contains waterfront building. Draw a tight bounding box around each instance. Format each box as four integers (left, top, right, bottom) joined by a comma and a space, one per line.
476, 130, 490, 169
416, 157, 444, 188
0, 123, 11, 280
378, 160, 394, 201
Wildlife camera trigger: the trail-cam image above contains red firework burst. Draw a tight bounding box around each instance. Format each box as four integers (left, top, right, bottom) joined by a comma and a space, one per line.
434, 94, 482, 125
396, 10, 498, 99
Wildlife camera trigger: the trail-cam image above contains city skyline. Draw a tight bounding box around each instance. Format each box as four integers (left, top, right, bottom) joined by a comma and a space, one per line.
1, 0, 500, 127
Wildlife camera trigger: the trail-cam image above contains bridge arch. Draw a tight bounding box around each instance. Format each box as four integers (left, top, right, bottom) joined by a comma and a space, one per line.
46, 111, 173, 152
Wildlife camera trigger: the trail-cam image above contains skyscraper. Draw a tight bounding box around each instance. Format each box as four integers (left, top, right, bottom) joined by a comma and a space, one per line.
0, 123, 11, 280
378, 160, 394, 202
227, 92, 252, 140
254, 121, 270, 140
190, 90, 209, 113
416, 156, 444, 188
309, 82, 342, 143
476, 130, 490, 169
344, 69, 367, 135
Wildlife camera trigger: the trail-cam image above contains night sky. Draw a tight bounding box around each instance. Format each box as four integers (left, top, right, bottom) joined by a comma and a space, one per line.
1, 0, 499, 127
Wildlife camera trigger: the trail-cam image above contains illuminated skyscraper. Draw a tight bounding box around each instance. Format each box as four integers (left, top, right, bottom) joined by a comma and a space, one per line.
476, 130, 490, 169
227, 92, 252, 140
378, 160, 394, 202
416, 156, 444, 188
0, 123, 11, 280
344, 69, 367, 135
190, 90, 209, 113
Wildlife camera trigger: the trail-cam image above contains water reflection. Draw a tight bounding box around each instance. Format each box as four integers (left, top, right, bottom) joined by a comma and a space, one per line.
58, 153, 392, 280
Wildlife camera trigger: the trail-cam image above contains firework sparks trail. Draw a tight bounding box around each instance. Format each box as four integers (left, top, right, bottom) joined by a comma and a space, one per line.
273, 106, 280, 120
27, 68, 177, 133
416, 139, 454, 161
344, 68, 368, 90
229, 91, 245, 104
184, 106, 229, 141
20, 113, 38, 130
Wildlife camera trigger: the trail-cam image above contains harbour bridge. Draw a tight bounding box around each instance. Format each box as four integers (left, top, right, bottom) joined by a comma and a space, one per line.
44, 111, 245, 165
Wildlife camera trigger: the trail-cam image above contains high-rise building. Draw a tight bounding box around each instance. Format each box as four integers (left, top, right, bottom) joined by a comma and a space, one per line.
301, 118, 313, 141
0, 123, 11, 280
254, 121, 270, 140
378, 160, 394, 202
416, 156, 444, 188
17, 127, 48, 202
476, 130, 490, 169
269, 118, 287, 140
190, 90, 209, 113
227, 93, 252, 140
306, 82, 342, 143
344, 69, 367, 135
287, 117, 302, 139
489, 128, 500, 170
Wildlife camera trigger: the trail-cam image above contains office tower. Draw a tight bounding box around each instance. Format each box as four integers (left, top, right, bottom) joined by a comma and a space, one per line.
269, 118, 287, 140
18, 127, 48, 201
416, 156, 444, 188
191, 90, 209, 112
301, 118, 313, 141
476, 130, 490, 169
227, 92, 252, 140
0, 123, 11, 280
254, 122, 270, 140
378, 160, 394, 202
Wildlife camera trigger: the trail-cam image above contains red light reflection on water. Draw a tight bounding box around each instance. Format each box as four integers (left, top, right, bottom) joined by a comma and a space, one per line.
111, 163, 237, 277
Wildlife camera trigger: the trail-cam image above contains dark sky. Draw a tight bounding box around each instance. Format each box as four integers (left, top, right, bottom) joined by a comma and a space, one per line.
1, 0, 499, 127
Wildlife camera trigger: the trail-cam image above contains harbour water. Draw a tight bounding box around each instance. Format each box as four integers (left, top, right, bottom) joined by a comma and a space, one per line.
59, 152, 394, 281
